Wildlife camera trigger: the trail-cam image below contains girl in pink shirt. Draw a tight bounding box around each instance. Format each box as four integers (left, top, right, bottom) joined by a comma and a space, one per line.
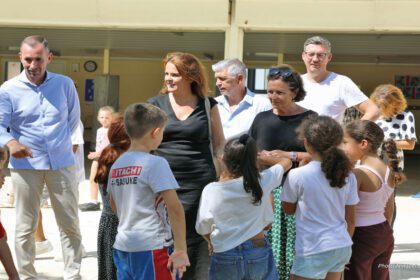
79, 106, 114, 212
343, 120, 405, 280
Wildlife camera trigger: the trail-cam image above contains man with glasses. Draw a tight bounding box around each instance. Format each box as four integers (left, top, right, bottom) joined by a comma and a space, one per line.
212, 58, 271, 140
298, 36, 379, 123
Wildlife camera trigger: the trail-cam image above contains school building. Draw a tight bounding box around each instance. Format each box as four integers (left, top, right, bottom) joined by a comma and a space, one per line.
1, 0, 420, 148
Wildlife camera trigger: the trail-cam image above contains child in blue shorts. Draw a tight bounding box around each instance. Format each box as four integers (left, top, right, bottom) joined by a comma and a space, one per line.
109, 103, 190, 280
281, 116, 359, 280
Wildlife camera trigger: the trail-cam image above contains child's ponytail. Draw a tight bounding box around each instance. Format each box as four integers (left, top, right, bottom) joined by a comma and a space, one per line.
223, 134, 263, 205
321, 146, 352, 188
382, 139, 406, 185
300, 115, 352, 188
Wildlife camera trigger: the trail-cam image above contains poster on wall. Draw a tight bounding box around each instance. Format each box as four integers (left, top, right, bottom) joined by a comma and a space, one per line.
395, 75, 420, 99
6, 61, 22, 80
85, 79, 94, 103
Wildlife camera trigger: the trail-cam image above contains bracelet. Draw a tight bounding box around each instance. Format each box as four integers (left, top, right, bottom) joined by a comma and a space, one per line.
291, 151, 297, 162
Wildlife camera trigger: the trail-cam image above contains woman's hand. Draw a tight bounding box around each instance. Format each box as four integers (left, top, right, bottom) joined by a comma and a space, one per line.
267, 150, 289, 158
258, 150, 289, 166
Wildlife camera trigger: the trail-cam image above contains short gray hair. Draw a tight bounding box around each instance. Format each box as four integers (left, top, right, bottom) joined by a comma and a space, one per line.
21, 35, 50, 51
303, 36, 331, 53
212, 58, 247, 79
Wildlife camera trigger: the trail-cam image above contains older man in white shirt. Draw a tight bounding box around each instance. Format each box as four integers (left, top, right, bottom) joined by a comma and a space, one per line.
212, 59, 272, 140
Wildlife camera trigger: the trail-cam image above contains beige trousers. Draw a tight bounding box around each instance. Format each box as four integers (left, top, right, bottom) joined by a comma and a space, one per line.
11, 166, 82, 280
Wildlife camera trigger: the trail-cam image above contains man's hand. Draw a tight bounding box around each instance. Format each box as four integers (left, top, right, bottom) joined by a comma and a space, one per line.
6, 140, 33, 159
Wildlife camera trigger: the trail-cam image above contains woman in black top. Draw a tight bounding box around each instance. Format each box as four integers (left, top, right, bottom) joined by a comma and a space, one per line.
250, 65, 317, 280
149, 52, 225, 280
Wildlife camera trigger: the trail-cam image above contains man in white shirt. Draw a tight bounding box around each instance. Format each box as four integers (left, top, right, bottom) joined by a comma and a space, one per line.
212, 59, 272, 140
298, 36, 379, 123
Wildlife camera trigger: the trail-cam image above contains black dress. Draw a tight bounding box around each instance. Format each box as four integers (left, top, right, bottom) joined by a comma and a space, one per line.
149, 94, 217, 246
97, 185, 118, 280
249, 109, 317, 280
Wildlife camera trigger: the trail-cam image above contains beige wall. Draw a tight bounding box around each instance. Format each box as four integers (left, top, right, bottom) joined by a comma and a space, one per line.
4, 0, 420, 32
1, 0, 228, 30
236, 0, 420, 32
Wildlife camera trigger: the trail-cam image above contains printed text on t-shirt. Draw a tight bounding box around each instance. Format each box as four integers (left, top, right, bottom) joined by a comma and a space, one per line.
112, 166, 142, 178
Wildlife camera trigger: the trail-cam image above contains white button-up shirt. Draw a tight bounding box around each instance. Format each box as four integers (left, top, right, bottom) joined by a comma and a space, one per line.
216, 88, 272, 140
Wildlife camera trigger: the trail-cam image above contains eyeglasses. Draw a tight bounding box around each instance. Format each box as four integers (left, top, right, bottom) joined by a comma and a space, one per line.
304, 52, 329, 60
268, 67, 293, 78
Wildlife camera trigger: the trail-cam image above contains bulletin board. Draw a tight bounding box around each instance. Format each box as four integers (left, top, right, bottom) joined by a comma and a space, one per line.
395, 75, 420, 99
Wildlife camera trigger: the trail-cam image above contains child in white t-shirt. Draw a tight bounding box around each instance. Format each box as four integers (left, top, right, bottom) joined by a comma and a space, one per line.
196, 134, 292, 280
80, 106, 114, 211
281, 116, 359, 280
109, 103, 189, 279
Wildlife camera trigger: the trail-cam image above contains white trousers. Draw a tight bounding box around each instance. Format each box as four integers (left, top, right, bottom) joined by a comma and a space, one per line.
11, 166, 82, 280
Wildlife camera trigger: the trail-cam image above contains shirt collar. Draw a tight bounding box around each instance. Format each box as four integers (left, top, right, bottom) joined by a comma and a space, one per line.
220, 87, 254, 106
242, 88, 255, 105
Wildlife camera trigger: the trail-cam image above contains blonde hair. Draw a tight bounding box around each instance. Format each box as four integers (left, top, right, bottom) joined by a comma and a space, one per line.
370, 84, 407, 118
98, 106, 115, 115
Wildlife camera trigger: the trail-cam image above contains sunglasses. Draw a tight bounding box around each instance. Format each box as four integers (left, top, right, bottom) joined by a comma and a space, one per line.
268, 67, 294, 78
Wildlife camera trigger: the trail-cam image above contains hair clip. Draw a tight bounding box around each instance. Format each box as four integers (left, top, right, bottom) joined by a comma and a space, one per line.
239, 134, 249, 145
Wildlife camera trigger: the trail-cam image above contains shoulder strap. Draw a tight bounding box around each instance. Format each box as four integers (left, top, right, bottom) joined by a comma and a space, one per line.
355, 164, 385, 184
204, 97, 214, 156
384, 167, 391, 184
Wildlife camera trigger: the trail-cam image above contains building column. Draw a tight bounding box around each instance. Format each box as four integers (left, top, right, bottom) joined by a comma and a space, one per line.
277, 53, 284, 65
224, 0, 244, 60
103, 48, 110, 74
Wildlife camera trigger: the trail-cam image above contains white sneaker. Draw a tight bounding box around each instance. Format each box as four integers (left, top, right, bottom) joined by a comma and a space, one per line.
35, 240, 53, 255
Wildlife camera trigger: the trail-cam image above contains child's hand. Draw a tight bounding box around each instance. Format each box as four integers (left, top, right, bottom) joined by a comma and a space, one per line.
167, 250, 190, 279
87, 152, 97, 160
0, 170, 4, 189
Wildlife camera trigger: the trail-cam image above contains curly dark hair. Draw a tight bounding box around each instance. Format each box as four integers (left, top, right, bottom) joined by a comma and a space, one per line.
299, 115, 352, 188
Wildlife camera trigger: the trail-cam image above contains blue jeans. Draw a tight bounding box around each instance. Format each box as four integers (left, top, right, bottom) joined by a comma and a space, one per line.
209, 238, 278, 280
